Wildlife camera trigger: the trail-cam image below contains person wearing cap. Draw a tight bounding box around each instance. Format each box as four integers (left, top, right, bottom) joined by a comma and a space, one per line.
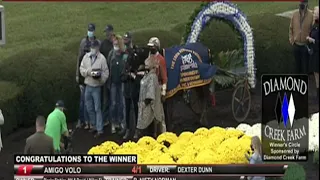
146, 37, 168, 100
106, 35, 128, 134
80, 40, 109, 138
124, 32, 133, 49
76, 23, 100, 130
45, 100, 69, 153
100, 24, 115, 127
289, 0, 313, 74
24, 116, 55, 154
121, 31, 140, 139
0, 109, 4, 152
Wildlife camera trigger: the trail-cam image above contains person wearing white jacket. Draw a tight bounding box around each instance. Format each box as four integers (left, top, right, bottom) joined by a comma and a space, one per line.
0, 109, 4, 152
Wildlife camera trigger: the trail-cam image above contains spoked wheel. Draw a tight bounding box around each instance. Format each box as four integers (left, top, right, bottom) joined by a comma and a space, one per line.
232, 82, 251, 122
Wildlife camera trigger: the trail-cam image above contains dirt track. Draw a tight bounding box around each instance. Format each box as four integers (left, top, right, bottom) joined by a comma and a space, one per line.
0, 80, 318, 180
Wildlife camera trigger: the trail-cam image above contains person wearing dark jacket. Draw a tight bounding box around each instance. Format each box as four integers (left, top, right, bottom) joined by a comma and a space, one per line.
107, 35, 128, 134
76, 23, 100, 130
121, 32, 141, 139
24, 116, 55, 154
307, 6, 319, 102
100, 24, 115, 127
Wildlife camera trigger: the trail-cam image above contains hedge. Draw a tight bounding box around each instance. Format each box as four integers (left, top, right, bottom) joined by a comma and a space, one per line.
171, 13, 295, 77
0, 81, 23, 135
0, 49, 79, 135
132, 29, 181, 48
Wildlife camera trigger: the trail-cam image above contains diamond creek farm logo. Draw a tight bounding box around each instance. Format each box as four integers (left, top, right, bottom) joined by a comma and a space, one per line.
263, 76, 307, 142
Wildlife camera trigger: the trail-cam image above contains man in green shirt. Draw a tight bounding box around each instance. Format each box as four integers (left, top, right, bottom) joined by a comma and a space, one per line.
45, 100, 69, 153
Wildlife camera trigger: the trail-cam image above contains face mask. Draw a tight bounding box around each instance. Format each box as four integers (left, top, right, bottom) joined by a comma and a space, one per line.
125, 41, 131, 47
114, 46, 120, 51
90, 48, 97, 55
87, 31, 94, 38
299, 4, 305, 10
150, 48, 157, 54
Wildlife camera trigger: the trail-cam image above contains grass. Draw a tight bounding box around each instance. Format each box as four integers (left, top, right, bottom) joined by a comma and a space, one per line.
0, 1, 318, 61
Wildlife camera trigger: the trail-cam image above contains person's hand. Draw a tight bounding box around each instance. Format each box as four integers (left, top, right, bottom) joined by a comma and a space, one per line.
86, 68, 92, 76
130, 72, 136, 79
137, 71, 145, 76
60, 142, 65, 149
289, 39, 294, 45
307, 36, 315, 43
79, 85, 85, 92
76, 76, 79, 83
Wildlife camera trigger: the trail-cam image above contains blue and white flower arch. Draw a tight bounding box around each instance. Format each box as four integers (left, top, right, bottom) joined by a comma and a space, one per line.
187, 1, 256, 88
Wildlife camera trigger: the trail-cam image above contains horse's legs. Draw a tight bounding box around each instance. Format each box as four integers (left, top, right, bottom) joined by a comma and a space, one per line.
164, 97, 174, 132
199, 86, 209, 126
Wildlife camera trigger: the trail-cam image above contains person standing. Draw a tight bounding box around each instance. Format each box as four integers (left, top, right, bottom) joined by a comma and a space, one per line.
307, 6, 319, 102
24, 116, 55, 154
80, 40, 109, 138
289, 0, 314, 74
76, 23, 100, 130
45, 101, 69, 153
0, 109, 4, 152
134, 56, 166, 139
100, 24, 115, 127
107, 35, 128, 134
122, 32, 140, 139
245, 136, 265, 180
147, 37, 169, 130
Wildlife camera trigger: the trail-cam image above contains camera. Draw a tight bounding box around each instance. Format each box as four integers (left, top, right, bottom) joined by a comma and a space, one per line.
92, 69, 101, 79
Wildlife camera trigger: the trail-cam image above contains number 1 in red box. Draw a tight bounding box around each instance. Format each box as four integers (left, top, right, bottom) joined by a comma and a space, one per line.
16, 165, 33, 175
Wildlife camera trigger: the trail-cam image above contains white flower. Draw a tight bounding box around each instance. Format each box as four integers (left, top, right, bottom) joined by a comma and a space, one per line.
309, 113, 319, 151
236, 123, 251, 133
187, 2, 256, 88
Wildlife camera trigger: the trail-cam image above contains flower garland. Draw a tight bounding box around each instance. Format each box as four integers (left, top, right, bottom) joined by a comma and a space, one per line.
186, 1, 256, 88
236, 112, 319, 152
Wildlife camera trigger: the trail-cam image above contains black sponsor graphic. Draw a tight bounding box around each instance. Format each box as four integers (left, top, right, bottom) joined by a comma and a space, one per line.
261, 75, 309, 161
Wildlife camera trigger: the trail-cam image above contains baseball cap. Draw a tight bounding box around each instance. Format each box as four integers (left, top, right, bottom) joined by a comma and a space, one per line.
88, 23, 96, 31
55, 100, 66, 109
91, 40, 100, 47
124, 32, 132, 39
104, 24, 114, 32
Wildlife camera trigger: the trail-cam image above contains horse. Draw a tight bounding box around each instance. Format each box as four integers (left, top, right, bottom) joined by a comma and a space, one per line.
126, 46, 210, 133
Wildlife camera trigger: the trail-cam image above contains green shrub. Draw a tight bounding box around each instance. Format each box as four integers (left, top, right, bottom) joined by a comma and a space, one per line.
0, 81, 23, 135
0, 49, 79, 133
172, 13, 295, 77
313, 150, 319, 164
283, 163, 306, 180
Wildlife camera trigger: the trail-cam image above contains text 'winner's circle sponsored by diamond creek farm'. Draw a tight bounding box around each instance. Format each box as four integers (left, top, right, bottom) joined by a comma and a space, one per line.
261, 75, 309, 162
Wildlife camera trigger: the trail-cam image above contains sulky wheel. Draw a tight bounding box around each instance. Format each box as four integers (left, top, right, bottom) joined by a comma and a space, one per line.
232, 82, 251, 122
